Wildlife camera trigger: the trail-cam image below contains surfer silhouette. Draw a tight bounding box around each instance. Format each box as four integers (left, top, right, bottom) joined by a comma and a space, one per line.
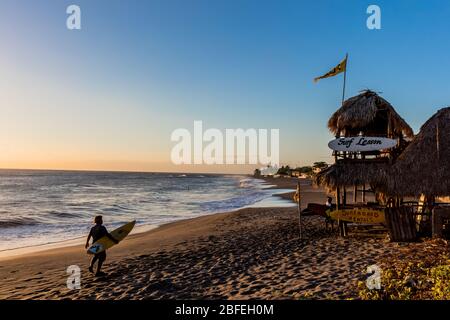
85, 215, 118, 277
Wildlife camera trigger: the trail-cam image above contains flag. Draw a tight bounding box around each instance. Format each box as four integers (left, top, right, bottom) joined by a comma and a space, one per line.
314, 55, 347, 83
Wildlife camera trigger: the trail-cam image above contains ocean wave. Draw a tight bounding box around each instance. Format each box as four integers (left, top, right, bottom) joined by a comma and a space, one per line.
239, 179, 254, 188
0, 217, 40, 228
199, 191, 267, 213
109, 204, 137, 213
239, 178, 265, 189
75, 184, 99, 188
44, 211, 83, 219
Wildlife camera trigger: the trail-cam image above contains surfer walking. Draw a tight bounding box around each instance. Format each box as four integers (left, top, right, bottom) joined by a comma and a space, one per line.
85, 215, 118, 277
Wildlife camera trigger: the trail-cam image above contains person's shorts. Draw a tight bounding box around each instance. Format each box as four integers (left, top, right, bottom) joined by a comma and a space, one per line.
95, 251, 106, 261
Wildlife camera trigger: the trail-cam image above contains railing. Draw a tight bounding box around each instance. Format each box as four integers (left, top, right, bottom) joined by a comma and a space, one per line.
333, 151, 392, 161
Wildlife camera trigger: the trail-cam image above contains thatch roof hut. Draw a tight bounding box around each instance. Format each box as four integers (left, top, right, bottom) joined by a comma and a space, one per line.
317, 91, 414, 200
387, 107, 450, 197
316, 162, 388, 192
328, 90, 414, 138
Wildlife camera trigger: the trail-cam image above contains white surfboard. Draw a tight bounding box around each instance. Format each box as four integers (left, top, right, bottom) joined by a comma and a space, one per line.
328, 136, 397, 152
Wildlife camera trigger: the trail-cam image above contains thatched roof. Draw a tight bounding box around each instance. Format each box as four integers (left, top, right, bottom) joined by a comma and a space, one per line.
387, 107, 450, 197
328, 90, 414, 138
315, 162, 388, 192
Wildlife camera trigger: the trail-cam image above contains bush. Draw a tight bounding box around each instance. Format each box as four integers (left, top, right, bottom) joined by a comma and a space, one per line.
358, 254, 450, 300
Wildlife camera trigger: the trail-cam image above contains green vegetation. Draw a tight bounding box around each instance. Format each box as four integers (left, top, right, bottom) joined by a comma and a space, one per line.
296, 166, 313, 175
253, 162, 327, 177
358, 254, 450, 300
312, 161, 328, 170
276, 165, 291, 175
277, 165, 317, 176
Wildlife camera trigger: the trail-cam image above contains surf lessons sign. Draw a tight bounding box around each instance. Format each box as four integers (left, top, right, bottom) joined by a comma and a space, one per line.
328, 136, 397, 152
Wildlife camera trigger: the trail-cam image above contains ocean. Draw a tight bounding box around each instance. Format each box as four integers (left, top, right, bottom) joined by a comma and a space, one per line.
0, 170, 293, 252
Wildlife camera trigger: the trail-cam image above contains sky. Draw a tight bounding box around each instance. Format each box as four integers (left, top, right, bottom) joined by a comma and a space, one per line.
1, 0, 450, 173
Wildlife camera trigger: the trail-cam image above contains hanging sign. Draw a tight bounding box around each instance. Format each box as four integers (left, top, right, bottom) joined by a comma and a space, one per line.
329, 208, 385, 224
328, 136, 397, 152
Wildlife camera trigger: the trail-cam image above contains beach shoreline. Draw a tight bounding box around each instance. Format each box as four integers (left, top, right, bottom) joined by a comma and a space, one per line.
0, 176, 296, 260
1, 177, 447, 300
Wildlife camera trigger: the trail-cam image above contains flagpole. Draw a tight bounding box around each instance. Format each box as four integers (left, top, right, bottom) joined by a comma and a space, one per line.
341, 53, 348, 105
338, 53, 348, 237
297, 180, 302, 239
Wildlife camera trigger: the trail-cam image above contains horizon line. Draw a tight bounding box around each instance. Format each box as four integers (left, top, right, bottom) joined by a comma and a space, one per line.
0, 167, 252, 176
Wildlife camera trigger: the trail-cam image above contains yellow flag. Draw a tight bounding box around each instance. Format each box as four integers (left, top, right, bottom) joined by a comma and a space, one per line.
314, 56, 347, 83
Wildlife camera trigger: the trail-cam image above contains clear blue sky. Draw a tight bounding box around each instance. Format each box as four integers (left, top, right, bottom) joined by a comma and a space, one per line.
1, 0, 449, 172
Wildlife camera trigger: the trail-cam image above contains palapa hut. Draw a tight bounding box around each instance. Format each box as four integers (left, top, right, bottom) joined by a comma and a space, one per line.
327, 90, 414, 140
316, 90, 414, 206
316, 162, 388, 194
382, 107, 450, 240
387, 107, 450, 198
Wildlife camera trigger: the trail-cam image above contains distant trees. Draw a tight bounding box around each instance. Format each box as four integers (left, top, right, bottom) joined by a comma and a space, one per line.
296, 166, 313, 175
277, 165, 319, 176
254, 162, 328, 177
313, 162, 328, 170
276, 165, 291, 176
311, 162, 329, 174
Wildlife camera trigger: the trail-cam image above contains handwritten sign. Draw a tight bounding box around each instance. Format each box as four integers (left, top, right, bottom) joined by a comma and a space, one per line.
328, 136, 397, 152
329, 208, 385, 224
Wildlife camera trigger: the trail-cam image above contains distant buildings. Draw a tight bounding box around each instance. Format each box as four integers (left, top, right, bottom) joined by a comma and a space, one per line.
254, 163, 329, 178
259, 165, 279, 176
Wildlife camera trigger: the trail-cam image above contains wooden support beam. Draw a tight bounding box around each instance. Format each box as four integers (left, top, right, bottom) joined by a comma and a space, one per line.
362, 184, 366, 203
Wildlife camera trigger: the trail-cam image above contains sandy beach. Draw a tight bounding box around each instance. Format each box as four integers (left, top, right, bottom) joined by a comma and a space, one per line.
0, 178, 447, 300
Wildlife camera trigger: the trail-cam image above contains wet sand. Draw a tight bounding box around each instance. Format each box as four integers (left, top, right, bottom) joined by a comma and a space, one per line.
0, 177, 446, 300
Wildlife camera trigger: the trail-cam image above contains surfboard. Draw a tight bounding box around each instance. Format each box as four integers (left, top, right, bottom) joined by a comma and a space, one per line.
87, 220, 136, 255
328, 136, 397, 152
329, 208, 385, 224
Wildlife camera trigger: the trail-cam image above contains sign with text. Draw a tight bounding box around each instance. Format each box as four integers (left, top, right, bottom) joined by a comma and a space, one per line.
329, 208, 385, 224
328, 136, 397, 152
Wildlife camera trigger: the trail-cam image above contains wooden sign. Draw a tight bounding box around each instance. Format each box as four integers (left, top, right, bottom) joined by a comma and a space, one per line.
329, 208, 385, 224
328, 136, 397, 152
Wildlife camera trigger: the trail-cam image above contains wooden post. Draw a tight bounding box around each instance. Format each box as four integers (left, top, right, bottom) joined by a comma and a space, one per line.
353, 185, 358, 204
341, 187, 349, 236
343, 187, 347, 205
336, 187, 346, 236
297, 180, 302, 239
336, 187, 341, 210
